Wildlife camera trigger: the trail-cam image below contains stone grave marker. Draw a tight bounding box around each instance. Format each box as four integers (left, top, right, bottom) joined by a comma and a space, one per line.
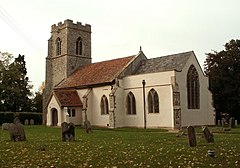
61, 122, 75, 141
7, 117, 26, 141
202, 126, 214, 143
229, 117, 235, 128
24, 119, 29, 125
2, 123, 10, 130
221, 118, 228, 127
30, 119, 34, 125
84, 119, 92, 133
187, 126, 197, 147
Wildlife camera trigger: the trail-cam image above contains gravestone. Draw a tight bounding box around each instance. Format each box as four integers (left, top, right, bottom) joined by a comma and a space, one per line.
2, 123, 10, 130
24, 119, 29, 125
202, 126, 214, 143
8, 117, 26, 141
84, 119, 92, 133
187, 126, 197, 147
30, 119, 34, 125
61, 122, 75, 141
221, 118, 228, 127
229, 117, 235, 128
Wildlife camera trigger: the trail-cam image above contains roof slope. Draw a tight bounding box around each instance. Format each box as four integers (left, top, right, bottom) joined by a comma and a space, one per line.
57, 55, 135, 89
134, 51, 192, 74
54, 90, 82, 107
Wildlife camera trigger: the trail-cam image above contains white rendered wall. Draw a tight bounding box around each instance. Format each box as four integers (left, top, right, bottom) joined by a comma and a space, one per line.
46, 96, 62, 126
78, 86, 112, 127
120, 71, 175, 128
68, 107, 82, 125
176, 53, 215, 127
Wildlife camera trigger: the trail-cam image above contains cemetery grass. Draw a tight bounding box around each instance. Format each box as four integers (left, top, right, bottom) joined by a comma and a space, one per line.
0, 126, 240, 167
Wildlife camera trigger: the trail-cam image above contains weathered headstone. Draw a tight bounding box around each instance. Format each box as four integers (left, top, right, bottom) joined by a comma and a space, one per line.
61, 122, 75, 141
24, 119, 29, 125
229, 117, 235, 128
2, 123, 10, 130
7, 117, 26, 141
30, 119, 34, 125
84, 119, 92, 133
202, 126, 214, 143
187, 126, 197, 147
221, 118, 228, 127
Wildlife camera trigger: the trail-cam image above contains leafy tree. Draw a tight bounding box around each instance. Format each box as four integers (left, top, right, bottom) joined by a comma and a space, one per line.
204, 39, 240, 121
0, 54, 32, 112
31, 91, 43, 112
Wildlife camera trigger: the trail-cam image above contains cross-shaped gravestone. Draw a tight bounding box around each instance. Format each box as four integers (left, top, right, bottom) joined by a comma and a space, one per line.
202, 126, 214, 143
187, 126, 197, 147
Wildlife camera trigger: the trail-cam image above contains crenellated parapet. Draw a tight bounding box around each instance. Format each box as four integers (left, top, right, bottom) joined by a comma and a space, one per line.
51, 19, 91, 33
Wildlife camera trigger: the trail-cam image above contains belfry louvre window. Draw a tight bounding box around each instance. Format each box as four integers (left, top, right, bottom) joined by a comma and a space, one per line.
100, 95, 109, 115
148, 89, 159, 113
76, 37, 82, 55
126, 92, 136, 115
56, 38, 61, 55
187, 65, 200, 109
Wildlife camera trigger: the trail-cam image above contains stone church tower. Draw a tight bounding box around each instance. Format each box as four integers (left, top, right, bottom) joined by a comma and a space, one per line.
43, 19, 92, 124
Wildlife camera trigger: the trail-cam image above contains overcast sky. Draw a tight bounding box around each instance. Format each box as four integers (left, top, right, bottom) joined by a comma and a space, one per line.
0, 0, 240, 91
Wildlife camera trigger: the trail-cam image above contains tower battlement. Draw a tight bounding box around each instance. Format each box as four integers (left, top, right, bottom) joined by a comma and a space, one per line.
51, 19, 91, 32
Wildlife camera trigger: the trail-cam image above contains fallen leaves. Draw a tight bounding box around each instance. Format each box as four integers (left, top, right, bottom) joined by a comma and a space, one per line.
0, 126, 240, 167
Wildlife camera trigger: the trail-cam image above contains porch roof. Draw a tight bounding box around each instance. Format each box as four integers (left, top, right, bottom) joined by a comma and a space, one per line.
54, 90, 82, 107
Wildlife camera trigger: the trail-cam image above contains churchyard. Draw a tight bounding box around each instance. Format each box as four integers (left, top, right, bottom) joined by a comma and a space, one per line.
0, 126, 240, 167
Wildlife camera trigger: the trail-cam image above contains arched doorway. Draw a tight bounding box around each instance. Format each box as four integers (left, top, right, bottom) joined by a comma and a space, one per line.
51, 108, 58, 126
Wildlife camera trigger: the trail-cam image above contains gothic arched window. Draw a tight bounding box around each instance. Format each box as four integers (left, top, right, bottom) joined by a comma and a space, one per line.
100, 95, 109, 115
126, 92, 136, 115
187, 65, 200, 109
148, 89, 159, 113
76, 37, 82, 55
56, 37, 61, 55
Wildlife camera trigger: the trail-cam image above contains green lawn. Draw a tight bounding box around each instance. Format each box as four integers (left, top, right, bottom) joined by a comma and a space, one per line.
0, 126, 240, 168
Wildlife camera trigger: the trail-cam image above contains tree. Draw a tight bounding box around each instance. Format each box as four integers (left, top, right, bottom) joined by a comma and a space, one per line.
0, 54, 32, 112
30, 83, 44, 112
204, 39, 240, 121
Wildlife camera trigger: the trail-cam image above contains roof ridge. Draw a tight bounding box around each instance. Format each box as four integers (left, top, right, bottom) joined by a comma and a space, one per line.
147, 50, 193, 60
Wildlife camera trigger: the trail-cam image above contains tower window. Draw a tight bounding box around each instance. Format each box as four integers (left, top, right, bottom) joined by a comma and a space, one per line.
148, 89, 159, 113
76, 37, 82, 55
187, 65, 200, 109
126, 92, 136, 115
56, 38, 61, 55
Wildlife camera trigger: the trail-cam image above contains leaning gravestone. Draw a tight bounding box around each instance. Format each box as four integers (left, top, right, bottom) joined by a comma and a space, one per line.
187, 126, 197, 147
61, 122, 75, 142
7, 117, 26, 141
202, 126, 214, 143
84, 119, 92, 133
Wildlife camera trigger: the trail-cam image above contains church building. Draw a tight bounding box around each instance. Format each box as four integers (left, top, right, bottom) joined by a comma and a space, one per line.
43, 19, 215, 129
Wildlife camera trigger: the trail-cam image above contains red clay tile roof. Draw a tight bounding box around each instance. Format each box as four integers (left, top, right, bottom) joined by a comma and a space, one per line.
56, 55, 136, 89
54, 90, 82, 107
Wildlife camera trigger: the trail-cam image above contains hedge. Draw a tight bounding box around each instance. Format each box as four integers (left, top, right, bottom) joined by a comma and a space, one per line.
0, 112, 42, 125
